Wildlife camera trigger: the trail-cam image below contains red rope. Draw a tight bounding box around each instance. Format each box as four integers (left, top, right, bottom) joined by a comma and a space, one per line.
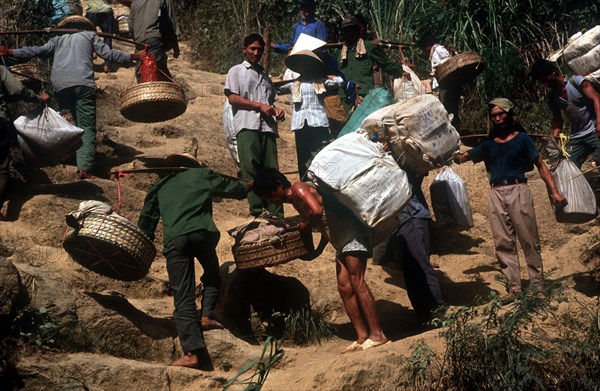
115, 170, 133, 211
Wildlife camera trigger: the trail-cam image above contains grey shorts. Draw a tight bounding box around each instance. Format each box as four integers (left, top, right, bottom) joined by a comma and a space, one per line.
324, 208, 371, 257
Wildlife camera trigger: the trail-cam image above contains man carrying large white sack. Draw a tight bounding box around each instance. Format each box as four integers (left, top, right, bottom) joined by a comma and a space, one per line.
454, 98, 567, 304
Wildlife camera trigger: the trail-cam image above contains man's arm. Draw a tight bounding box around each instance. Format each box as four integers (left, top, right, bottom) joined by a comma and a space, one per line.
369, 45, 404, 79
581, 80, 600, 134
137, 186, 161, 241
226, 92, 284, 120
534, 156, 567, 206
291, 182, 323, 231
454, 151, 472, 164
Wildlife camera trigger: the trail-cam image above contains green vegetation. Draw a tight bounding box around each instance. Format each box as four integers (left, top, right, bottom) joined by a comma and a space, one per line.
397, 282, 600, 390
223, 336, 285, 391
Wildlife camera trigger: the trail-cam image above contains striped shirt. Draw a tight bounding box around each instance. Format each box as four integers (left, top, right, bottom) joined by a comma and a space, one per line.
278, 76, 344, 131
225, 61, 278, 135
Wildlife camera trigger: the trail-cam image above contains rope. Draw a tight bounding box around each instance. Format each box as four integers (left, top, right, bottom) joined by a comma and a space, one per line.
559, 133, 570, 159
115, 170, 132, 211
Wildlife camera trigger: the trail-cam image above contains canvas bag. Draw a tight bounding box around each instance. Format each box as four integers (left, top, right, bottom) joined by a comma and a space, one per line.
562, 25, 600, 75
13, 106, 83, 166
307, 131, 411, 233
323, 94, 348, 124
429, 166, 474, 231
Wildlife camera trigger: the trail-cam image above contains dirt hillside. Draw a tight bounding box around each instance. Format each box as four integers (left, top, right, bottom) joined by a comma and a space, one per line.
1, 12, 599, 390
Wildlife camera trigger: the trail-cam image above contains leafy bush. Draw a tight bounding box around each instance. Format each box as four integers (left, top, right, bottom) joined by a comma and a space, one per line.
398, 282, 600, 390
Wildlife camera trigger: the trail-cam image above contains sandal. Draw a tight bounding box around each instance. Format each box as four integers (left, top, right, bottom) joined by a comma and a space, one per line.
340, 341, 361, 354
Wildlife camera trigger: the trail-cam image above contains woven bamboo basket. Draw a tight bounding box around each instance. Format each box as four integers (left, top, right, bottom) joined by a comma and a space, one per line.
232, 230, 309, 270
63, 214, 156, 281
10, 63, 40, 83
435, 52, 485, 88
120, 81, 187, 123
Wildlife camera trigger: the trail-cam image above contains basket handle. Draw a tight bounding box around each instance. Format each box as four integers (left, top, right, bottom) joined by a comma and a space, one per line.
298, 230, 328, 261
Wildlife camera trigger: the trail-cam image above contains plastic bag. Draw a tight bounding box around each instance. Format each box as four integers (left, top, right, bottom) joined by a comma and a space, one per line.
222, 100, 239, 165
139, 51, 159, 82
13, 106, 83, 166
338, 86, 395, 138
429, 166, 474, 231
307, 131, 411, 234
542, 135, 598, 223
552, 158, 598, 223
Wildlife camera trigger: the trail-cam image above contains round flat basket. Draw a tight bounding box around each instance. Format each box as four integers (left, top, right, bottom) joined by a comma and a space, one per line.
120, 81, 187, 123
232, 230, 308, 270
435, 52, 485, 88
63, 214, 156, 281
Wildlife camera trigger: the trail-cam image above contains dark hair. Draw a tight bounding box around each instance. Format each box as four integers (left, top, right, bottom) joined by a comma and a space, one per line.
243, 33, 265, 48
252, 168, 291, 196
417, 33, 438, 49
299, 0, 316, 10
530, 59, 558, 80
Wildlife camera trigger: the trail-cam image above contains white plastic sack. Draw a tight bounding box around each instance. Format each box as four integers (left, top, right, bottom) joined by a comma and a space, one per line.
562, 25, 600, 68
567, 45, 600, 75
392, 64, 424, 102
552, 158, 598, 223
389, 94, 460, 175
13, 106, 83, 166
429, 166, 474, 231
222, 101, 239, 165
307, 131, 411, 233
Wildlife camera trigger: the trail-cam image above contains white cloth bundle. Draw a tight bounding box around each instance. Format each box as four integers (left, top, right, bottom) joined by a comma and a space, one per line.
563, 25, 600, 74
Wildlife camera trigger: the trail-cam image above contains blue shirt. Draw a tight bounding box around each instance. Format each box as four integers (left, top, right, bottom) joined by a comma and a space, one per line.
467, 132, 538, 184
548, 75, 597, 139
396, 171, 431, 228
12, 32, 132, 92
273, 18, 327, 54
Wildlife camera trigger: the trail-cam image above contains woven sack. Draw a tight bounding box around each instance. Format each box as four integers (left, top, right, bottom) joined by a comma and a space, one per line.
338, 86, 394, 138
63, 213, 156, 281
562, 25, 600, 74
435, 52, 484, 88
307, 131, 411, 233
120, 81, 187, 123
388, 95, 460, 174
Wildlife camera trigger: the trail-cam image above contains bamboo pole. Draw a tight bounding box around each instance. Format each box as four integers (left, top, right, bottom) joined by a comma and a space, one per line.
0, 28, 144, 47
323, 40, 415, 49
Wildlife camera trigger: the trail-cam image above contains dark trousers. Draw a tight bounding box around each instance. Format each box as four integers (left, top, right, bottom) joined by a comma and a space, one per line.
294, 125, 332, 180
395, 218, 443, 321
237, 129, 283, 217
136, 37, 172, 81
86, 11, 114, 66
56, 86, 97, 172
439, 85, 462, 131
163, 230, 221, 353
568, 131, 600, 169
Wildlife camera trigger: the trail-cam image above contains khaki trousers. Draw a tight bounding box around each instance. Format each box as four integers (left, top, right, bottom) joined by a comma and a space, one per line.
488, 184, 543, 293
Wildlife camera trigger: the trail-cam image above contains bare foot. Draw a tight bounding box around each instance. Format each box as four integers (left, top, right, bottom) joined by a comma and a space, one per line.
171, 352, 199, 368
201, 316, 224, 330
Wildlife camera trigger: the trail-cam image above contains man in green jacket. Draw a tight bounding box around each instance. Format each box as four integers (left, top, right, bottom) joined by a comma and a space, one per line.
0, 66, 49, 219
335, 15, 404, 108
138, 159, 250, 368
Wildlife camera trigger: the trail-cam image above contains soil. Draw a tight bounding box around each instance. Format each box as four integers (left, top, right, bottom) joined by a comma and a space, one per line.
1, 6, 599, 390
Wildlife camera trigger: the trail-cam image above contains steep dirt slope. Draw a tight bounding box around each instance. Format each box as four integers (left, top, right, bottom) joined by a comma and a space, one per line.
1, 27, 598, 390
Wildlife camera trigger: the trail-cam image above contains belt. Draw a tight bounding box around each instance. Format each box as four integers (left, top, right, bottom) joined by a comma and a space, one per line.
491, 178, 527, 188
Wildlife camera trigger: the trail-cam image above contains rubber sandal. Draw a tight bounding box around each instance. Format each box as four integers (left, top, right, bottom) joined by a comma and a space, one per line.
340, 341, 361, 354
359, 338, 391, 351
